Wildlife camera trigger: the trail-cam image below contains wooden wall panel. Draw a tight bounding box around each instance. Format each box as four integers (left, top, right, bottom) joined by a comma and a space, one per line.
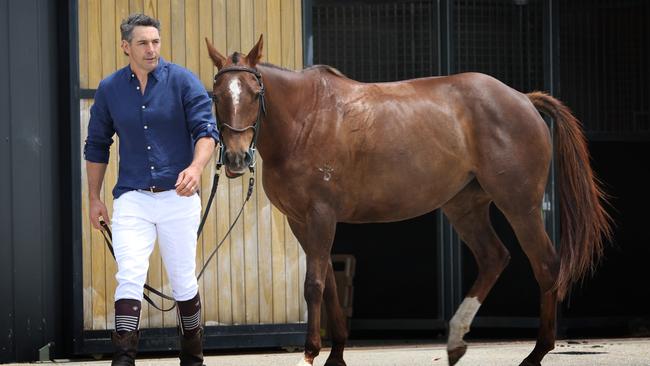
79, 0, 306, 330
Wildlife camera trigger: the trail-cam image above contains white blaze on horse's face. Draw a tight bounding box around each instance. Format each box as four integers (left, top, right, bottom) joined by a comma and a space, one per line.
228, 78, 242, 113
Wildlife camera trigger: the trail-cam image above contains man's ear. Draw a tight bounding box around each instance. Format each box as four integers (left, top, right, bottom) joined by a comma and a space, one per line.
246, 34, 264, 67
121, 39, 130, 57
205, 38, 226, 69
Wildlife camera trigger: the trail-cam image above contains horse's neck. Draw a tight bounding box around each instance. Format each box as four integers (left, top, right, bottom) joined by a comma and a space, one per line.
257, 64, 309, 164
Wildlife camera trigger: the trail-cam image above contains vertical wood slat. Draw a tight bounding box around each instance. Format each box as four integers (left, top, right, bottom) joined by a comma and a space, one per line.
79, 0, 305, 330
239, 0, 261, 325
87, 0, 107, 330
225, 0, 246, 325
197, 0, 219, 327
79, 0, 88, 89
100, 0, 118, 330
253, 0, 274, 325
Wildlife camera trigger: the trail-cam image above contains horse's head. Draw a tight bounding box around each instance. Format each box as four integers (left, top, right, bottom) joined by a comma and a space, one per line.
205, 35, 265, 178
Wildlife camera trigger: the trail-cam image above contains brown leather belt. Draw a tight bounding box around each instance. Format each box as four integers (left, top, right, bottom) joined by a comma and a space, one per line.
147, 186, 168, 193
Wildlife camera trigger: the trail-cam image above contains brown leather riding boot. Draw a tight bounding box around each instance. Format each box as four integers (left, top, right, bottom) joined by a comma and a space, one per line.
179, 328, 206, 366
111, 330, 139, 366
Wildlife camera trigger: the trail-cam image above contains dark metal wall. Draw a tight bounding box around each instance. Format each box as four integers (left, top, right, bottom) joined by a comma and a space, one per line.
558, 0, 650, 139
0, 0, 70, 362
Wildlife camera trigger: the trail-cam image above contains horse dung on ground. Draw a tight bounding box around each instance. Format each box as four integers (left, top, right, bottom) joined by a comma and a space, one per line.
205, 35, 611, 366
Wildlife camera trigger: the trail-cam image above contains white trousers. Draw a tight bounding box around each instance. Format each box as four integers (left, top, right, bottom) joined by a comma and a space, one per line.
111, 189, 201, 302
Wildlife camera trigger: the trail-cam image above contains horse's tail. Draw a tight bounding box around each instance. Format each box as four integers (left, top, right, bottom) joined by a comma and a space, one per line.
527, 91, 612, 300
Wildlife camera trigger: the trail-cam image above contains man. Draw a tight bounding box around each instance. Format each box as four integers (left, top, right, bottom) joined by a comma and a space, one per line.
84, 13, 218, 366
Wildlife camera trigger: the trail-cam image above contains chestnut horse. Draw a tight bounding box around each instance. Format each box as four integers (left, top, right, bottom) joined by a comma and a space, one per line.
205, 35, 611, 366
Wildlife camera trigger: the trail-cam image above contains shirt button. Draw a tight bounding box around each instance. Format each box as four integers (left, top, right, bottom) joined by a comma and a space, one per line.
136, 86, 140, 90
141, 105, 145, 109
152, 185, 156, 189
147, 146, 151, 150
150, 166, 154, 170
144, 125, 148, 129
131, 73, 135, 78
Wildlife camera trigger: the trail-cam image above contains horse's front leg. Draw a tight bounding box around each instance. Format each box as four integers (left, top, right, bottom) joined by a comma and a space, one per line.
288, 206, 337, 366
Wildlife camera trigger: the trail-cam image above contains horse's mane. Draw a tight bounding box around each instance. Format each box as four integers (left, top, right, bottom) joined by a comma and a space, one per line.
260, 62, 348, 79
303, 64, 348, 78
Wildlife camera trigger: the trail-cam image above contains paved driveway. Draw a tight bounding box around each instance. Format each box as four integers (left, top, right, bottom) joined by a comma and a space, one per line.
9, 338, 650, 365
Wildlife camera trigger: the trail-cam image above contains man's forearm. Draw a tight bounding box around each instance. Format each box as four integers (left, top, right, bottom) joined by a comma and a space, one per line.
86, 161, 108, 200
190, 137, 217, 171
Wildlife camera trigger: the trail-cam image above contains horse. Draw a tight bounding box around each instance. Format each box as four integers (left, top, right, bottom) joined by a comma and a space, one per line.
204, 35, 611, 366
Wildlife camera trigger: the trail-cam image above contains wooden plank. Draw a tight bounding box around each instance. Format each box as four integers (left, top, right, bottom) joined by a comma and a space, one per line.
100, 0, 118, 330
144, 0, 157, 17
129, 0, 143, 14
184, 0, 199, 74
80, 100, 93, 329
170, 0, 185, 66
116, 0, 130, 70
157, 0, 172, 62
88, 0, 102, 89
78, 0, 88, 89
198, 0, 213, 87
197, 0, 217, 327
238, 0, 260, 325
252, 0, 272, 325
224, 0, 245, 325
216, 169, 232, 324
87, 0, 107, 330
212, 0, 230, 326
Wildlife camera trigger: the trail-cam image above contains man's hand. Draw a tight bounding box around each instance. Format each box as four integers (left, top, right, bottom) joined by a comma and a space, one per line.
175, 165, 202, 196
89, 198, 110, 230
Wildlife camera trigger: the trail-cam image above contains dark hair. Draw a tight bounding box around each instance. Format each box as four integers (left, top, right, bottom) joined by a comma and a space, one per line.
120, 13, 160, 42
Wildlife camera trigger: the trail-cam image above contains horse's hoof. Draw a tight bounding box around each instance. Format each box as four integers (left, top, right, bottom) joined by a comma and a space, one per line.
447, 345, 467, 366
296, 357, 313, 366
518, 359, 540, 366
324, 359, 347, 366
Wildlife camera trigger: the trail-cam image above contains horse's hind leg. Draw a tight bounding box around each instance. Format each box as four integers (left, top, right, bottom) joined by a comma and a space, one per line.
496, 205, 559, 366
441, 180, 511, 366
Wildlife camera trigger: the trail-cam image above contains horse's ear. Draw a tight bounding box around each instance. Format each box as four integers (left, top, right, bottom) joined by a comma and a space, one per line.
205, 37, 226, 70
246, 34, 264, 67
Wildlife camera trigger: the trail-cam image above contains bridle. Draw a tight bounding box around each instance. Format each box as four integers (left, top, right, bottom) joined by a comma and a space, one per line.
212, 65, 266, 170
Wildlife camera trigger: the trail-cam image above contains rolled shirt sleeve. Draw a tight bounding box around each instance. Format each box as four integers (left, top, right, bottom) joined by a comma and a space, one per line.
84, 83, 115, 163
182, 71, 220, 146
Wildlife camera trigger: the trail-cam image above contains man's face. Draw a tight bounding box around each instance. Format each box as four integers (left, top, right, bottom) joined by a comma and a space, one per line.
122, 26, 160, 73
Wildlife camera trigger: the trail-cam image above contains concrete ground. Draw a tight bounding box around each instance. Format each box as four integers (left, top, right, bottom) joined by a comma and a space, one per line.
12, 338, 650, 366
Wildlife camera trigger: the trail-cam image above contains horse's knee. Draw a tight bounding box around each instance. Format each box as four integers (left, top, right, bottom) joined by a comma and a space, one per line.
304, 278, 325, 303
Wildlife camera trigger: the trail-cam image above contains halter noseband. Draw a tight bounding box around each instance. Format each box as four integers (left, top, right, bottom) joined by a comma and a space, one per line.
212, 65, 266, 170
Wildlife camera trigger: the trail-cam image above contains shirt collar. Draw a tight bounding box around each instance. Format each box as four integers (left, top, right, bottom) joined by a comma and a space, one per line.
126, 57, 168, 81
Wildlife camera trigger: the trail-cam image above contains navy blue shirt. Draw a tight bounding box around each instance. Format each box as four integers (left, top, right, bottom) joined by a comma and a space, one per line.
84, 58, 219, 198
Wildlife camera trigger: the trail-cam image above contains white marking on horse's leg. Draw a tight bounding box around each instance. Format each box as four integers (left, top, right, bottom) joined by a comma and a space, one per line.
296, 357, 312, 366
447, 296, 481, 351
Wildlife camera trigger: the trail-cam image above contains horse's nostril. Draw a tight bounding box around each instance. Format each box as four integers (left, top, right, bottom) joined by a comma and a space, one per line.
244, 152, 253, 166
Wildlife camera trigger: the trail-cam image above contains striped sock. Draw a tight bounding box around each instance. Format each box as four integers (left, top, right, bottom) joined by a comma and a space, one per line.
177, 292, 201, 337
115, 299, 141, 334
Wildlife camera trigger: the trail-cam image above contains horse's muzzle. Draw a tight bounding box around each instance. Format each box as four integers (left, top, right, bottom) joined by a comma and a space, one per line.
223, 150, 253, 178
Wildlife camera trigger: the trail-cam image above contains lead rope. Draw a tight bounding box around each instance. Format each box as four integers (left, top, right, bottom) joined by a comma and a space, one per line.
99, 165, 255, 312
